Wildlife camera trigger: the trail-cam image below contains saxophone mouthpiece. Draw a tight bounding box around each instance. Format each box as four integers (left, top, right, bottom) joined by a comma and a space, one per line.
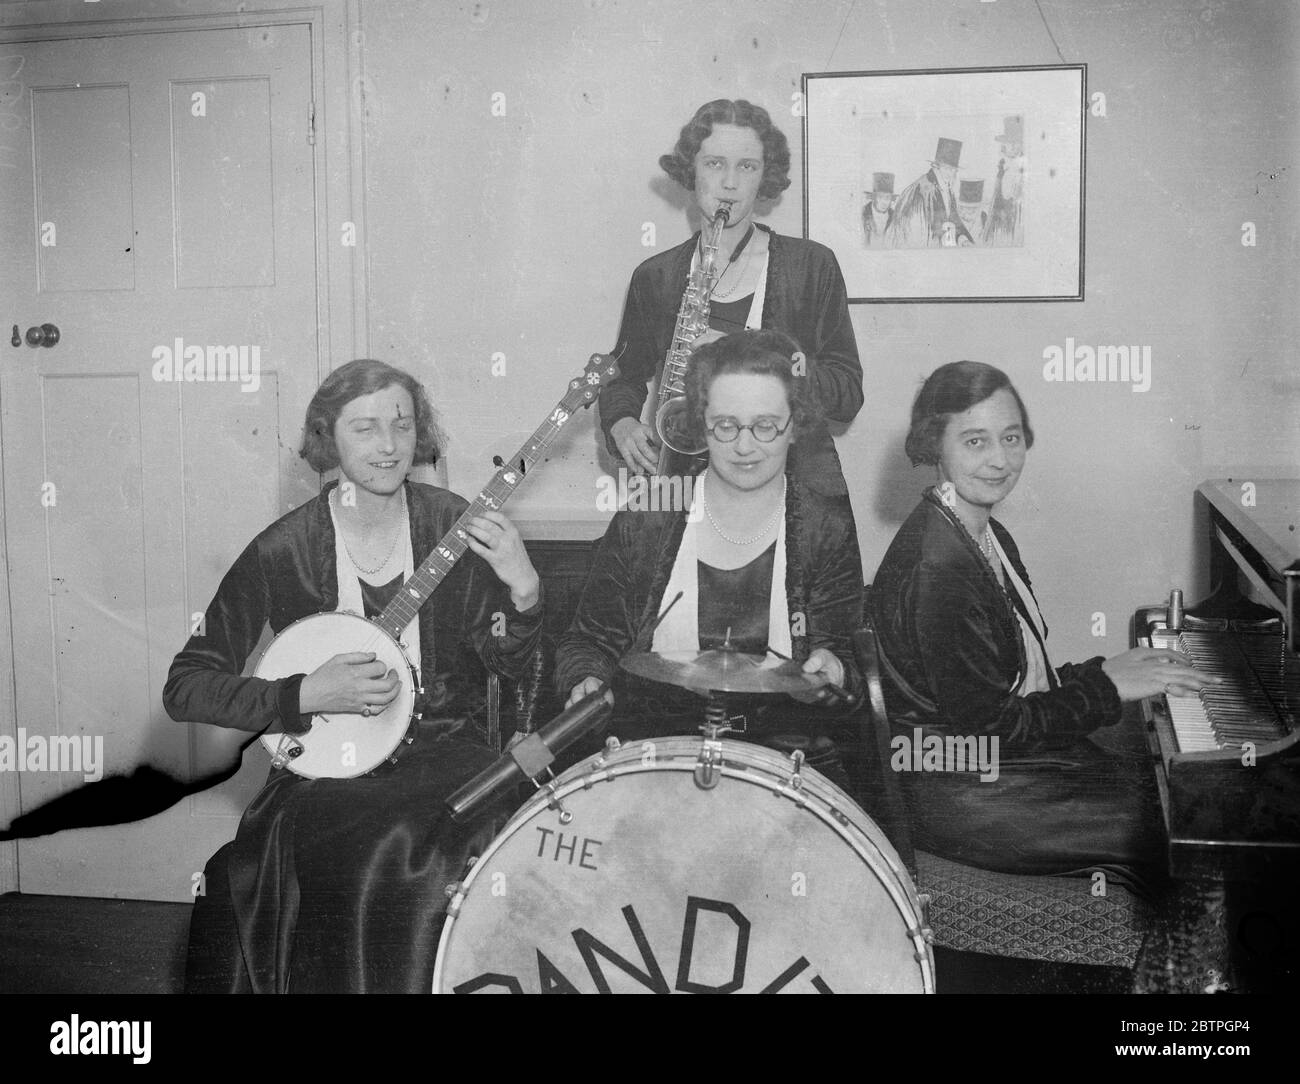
714, 203, 732, 225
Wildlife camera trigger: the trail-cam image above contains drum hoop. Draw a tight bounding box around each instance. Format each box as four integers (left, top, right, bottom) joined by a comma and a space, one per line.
435, 741, 934, 992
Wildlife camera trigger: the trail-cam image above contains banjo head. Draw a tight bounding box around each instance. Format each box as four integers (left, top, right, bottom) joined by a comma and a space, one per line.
254, 611, 416, 779
434, 736, 934, 993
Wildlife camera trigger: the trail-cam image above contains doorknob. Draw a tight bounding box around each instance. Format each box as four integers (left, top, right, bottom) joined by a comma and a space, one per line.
23, 323, 60, 347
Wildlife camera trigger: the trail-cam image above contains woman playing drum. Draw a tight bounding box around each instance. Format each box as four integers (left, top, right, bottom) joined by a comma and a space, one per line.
559, 329, 862, 780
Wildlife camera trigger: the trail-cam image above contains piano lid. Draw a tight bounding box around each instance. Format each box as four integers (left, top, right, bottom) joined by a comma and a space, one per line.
1199, 479, 1300, 574
1199, 479, 1300, 652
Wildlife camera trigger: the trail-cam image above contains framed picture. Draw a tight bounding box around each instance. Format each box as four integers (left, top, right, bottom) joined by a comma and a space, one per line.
803, 64, 1086, 303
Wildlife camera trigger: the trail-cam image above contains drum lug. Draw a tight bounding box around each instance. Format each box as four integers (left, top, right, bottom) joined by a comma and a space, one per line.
444, 880, 466, 918
788, 749, 805, 791
535, 775, 573, 825
694, 737, 725, 790
917, 894, 934, 937
603, 736, 622, 754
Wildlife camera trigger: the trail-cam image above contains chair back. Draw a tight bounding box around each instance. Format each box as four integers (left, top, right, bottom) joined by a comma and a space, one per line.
853, 585, 917, 876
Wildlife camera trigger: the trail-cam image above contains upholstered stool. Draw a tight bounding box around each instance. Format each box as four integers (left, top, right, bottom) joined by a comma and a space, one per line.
852, 608, 1152, 975
914, 850, 1151, 967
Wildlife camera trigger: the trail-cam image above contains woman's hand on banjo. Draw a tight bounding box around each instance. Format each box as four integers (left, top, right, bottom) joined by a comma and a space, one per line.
298, 652, 401, 718
464, 511, 541, 612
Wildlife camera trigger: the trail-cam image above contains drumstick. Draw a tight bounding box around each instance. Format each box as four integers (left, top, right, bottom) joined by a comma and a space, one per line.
765, 646, 858, 707
628, 590, 685, 654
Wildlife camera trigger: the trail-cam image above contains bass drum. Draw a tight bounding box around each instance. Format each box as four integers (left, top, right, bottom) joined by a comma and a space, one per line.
434, 735, 934, 993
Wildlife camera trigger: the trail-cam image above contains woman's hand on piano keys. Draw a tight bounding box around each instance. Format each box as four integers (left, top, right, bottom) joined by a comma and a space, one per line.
1101, 647, 1220, 702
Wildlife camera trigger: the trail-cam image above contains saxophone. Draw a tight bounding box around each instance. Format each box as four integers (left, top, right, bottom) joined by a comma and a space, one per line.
652, 204, 730, 471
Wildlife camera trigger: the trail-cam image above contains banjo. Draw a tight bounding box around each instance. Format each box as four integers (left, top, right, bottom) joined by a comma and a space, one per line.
256, 351, 619, 779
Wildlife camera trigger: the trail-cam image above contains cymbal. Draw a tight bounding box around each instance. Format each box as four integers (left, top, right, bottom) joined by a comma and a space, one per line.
620, 647, 828, 695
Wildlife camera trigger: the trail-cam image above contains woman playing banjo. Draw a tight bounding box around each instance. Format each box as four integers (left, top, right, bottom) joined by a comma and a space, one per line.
559, 329, 862, 784
165, 358, 543, 993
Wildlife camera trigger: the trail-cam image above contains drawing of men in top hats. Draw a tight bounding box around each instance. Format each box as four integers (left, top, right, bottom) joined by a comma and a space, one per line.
957, 178, 987, 241
984, 115, 1025, 247
886, 137, 973, 248
862, 171, 896, 245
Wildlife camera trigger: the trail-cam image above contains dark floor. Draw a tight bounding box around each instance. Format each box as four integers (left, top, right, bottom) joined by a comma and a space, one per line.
0, 893, 191, 994
0, 891, 1130, 994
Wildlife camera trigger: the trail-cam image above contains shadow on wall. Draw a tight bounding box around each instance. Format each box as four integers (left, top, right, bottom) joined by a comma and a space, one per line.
873, 429, 923, 528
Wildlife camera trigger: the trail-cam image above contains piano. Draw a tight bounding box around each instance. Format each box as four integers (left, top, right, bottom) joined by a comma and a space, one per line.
1133, 479, 1299, 990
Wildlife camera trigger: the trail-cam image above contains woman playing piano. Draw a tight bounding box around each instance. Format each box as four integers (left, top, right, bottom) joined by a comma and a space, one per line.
559, 329, 862, 783
600, 98, 862, 500
165, 359, 544, 992
869, 361, 1216, 888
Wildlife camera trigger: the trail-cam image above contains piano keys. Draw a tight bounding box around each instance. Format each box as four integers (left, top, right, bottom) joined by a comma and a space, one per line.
1133, 479, 1299, 991
1140, 623, 1299, 880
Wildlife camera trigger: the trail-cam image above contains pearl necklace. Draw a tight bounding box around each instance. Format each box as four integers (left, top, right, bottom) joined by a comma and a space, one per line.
709, 224, 757, 302
937, 482, 998, 569
334, 486, 406, 576
703, 477, 785, 546
967, 521, 998, 571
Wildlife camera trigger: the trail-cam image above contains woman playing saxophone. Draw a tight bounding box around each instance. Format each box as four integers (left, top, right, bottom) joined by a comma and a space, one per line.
600, 99, 863, 500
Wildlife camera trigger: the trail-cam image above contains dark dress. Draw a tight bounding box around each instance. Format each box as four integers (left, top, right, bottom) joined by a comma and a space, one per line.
165, 480, 543, 992
869, 488, 1164, 888
554, 475, 863, 783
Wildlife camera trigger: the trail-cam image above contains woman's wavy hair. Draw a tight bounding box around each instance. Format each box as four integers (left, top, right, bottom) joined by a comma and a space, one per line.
299, 359, 445, 473
684, 329, 818, 446
905, 360, 1034, 467
659, 99, 792, 200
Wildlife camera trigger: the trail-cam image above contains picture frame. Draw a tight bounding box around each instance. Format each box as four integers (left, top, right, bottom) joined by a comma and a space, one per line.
802, 64, 1086, 303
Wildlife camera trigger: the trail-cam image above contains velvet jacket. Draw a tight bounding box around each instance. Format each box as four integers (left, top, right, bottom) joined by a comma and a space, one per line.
870, 488, 1122, 752
599, 227, 863, 497
555, 472, 864, 734
164, 480, 543, 738
865, 490, 1171, 877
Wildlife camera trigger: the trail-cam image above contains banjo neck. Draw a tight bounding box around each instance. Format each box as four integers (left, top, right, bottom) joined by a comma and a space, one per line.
371, 355, 618, 640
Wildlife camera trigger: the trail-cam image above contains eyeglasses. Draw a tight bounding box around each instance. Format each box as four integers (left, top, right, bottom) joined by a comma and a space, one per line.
706, 418, 792, 443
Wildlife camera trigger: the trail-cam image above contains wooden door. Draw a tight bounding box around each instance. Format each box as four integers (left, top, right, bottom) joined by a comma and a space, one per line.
0, 23, 320, 901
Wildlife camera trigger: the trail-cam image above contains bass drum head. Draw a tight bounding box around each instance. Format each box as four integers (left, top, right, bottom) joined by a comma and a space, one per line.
435, 736, 933, 993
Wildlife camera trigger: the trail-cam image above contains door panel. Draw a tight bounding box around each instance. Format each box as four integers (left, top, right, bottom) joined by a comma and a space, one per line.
1, 23, 321, 900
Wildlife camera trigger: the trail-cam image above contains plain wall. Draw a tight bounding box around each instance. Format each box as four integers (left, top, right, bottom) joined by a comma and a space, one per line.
357, 0, 1299, 666
3, 0, 1295, 670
